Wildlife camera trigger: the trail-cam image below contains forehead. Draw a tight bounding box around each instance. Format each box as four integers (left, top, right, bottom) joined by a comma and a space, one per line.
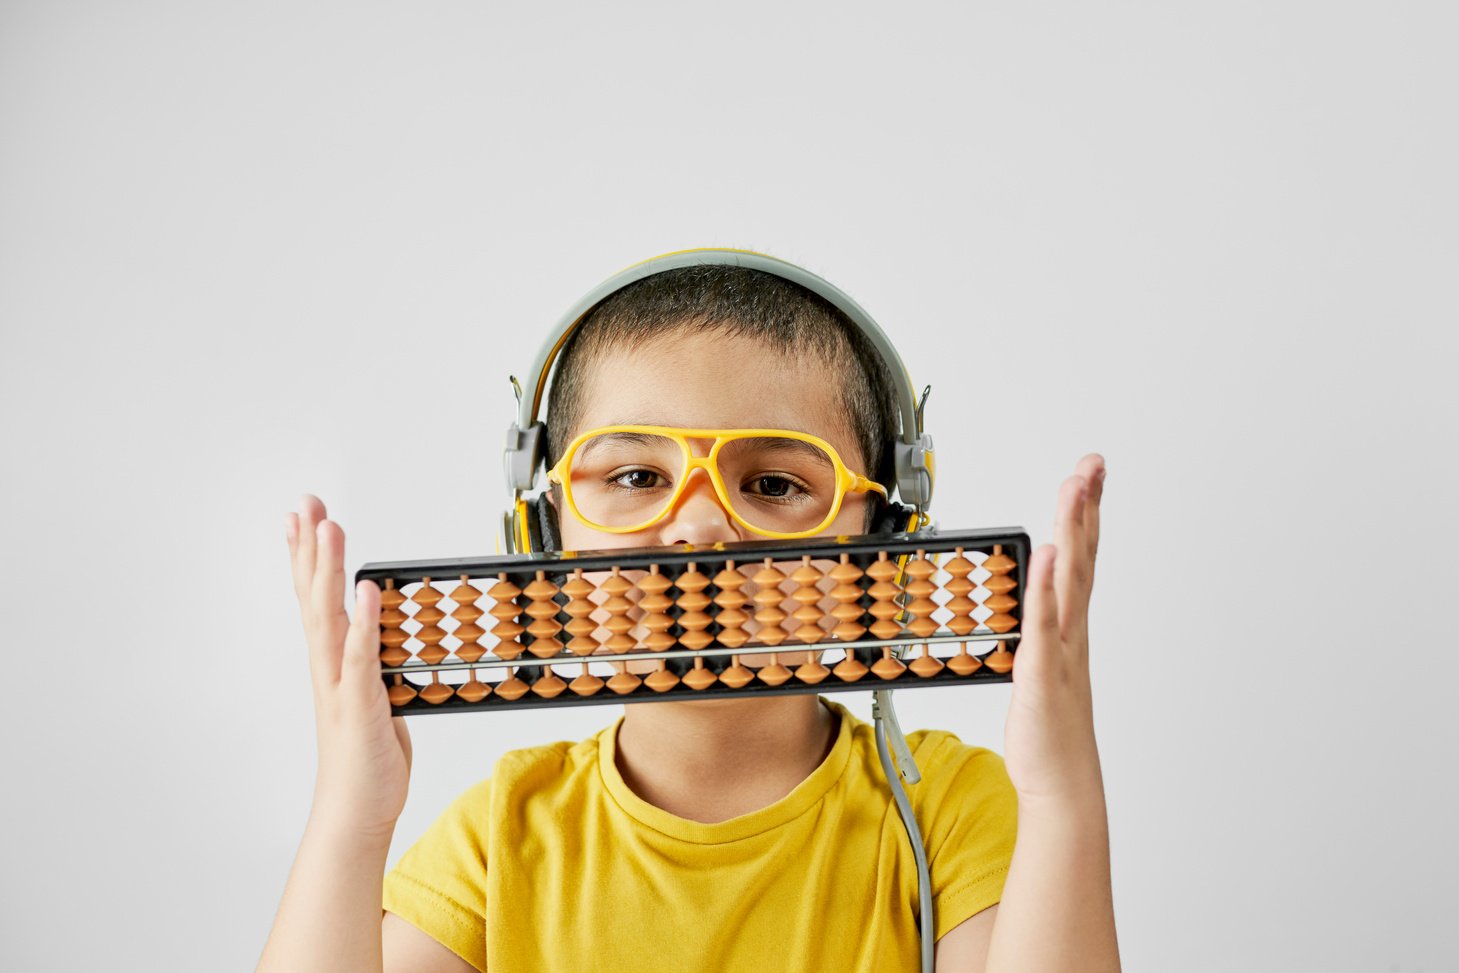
569, 330, 860, 457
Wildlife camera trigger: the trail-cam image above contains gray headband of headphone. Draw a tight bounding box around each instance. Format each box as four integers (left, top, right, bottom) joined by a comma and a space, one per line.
502, 248, 935, 508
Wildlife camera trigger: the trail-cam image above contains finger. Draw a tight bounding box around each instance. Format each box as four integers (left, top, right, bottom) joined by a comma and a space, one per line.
287, 510, 334, 690
341, 579, 386, 706
309, 519, 350, 686
1053, 474, 1090, 632
285, 511, 301, 590
1015, 544, 1060, 682
1076, 453, 1106, 570
293, 494, 326, 607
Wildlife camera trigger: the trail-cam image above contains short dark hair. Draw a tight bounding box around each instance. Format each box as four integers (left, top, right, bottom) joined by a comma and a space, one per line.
544, 266, 902, 503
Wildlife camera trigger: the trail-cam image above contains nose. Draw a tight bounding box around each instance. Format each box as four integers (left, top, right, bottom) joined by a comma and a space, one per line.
656, 467, 742, 547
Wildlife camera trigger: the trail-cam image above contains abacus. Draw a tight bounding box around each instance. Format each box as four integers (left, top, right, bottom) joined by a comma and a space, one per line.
355, 528, 1030, 715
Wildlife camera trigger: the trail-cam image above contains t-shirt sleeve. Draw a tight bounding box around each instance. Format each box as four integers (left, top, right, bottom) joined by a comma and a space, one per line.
382, 776, 492, 972
912, 736, 1019, 941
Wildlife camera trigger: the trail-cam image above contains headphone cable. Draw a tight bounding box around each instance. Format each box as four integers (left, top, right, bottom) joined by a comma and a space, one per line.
874, 691, 934, 973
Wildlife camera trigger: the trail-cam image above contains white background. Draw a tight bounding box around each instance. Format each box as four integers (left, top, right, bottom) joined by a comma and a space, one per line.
2, 2, 1455, 970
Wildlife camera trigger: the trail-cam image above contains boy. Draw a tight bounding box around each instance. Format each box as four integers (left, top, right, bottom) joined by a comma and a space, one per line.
259, 262, 1119, 971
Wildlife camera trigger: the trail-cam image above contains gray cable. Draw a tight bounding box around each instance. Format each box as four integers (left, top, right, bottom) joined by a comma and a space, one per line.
874, 699, 934, 973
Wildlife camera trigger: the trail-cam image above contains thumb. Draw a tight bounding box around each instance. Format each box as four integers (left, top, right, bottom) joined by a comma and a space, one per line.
394, 717, 413, 774
341, 578, 384, 703
1012, 544, 1059, 683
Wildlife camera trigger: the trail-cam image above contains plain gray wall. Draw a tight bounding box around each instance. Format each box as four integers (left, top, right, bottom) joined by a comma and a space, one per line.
2, 1, 1454, 970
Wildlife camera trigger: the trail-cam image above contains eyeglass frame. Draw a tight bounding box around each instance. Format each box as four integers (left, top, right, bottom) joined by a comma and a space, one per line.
544, 424, 890, 539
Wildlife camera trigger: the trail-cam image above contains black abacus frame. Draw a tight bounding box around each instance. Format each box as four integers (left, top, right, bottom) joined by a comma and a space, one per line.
355, 526, 1031, 715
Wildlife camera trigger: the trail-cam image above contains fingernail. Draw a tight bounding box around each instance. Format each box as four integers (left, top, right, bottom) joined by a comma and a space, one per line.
1096, 467, 1107, 482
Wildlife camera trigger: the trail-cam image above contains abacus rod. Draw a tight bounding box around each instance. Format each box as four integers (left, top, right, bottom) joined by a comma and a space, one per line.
382, 630, 1020, 675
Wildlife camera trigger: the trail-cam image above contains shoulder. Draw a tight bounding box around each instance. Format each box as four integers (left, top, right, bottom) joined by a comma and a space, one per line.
908, 725, 1011, 785
487, 721, 612, 800
903, 726, 1018, 840
828, 701, 1015, 827
401, 723, 611, 854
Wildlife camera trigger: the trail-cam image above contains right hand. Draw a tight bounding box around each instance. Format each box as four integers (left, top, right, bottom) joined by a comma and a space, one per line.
286, 494, 412, 840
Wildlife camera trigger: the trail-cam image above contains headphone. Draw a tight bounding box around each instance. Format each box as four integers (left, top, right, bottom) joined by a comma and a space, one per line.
501, 247, 937, 554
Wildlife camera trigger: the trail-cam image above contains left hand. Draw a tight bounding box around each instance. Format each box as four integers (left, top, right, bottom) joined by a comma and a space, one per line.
1001, 453, 1107, 809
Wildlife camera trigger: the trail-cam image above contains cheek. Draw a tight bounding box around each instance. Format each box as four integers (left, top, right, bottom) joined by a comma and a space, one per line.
555, 493, 874, 549
546, 489, 630, 553
824, 494, 872, 535
557, 510, 638, 553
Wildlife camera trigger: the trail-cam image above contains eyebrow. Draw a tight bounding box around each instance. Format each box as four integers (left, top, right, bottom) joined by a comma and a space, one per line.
576, 432, 672, 462
604, 418, 675, 427
576, 431, 835, 466
731, 436, 832, 463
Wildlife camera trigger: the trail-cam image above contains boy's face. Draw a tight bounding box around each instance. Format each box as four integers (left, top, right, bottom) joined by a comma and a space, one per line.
549, 328, 876, 552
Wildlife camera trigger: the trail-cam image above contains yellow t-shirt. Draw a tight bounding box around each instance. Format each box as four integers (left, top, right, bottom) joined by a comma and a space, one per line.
382, 696, 1017, 971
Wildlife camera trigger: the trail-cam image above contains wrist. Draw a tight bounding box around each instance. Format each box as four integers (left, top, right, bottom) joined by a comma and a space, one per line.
1008, 733, 1108, 813
1016, 783, 1110, 830
305, 799, 399, 851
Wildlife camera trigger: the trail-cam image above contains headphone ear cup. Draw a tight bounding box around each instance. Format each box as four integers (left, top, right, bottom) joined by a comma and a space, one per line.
869, 498, 919, 535
527, 494, 561, 553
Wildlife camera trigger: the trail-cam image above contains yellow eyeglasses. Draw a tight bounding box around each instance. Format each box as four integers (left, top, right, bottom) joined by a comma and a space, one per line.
545, 425, 889, 539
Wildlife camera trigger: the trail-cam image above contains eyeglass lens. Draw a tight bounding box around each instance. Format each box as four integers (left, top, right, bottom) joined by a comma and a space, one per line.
565, 433, 842, 533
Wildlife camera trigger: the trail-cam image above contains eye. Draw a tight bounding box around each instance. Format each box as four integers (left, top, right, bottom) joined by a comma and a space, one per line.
743, 474, 808, 499
608, 467, 666, 490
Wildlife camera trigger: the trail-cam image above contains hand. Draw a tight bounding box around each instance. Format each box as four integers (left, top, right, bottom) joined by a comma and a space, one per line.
1002, 454, 1107, 809
286, 494, 412, 839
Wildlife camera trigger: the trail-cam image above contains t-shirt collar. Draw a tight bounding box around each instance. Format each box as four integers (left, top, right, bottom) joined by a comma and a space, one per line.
596, 696, 855, 843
